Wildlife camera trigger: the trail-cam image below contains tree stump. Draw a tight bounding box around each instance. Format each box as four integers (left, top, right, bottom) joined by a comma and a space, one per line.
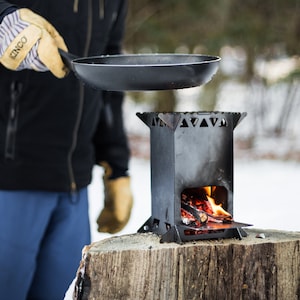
73, 229, 300, 300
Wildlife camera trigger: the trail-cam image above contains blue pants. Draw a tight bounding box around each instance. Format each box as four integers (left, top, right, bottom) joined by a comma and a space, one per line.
0, 189, 91, 300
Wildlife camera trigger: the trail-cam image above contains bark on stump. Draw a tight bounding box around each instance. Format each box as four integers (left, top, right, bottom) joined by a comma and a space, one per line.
73, 229, 300, 300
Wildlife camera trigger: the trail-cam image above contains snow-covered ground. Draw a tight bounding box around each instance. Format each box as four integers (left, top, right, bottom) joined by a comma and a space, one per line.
88, 159, 152, 243
87, 94, 300, 240
88, 157, 300, 245
88, 93, 300, 241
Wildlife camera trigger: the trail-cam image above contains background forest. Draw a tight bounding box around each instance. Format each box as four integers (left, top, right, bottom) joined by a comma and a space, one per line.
123, 0, 300, 160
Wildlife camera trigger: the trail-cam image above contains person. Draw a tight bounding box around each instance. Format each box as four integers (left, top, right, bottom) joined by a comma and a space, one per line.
0, 0, 133, 299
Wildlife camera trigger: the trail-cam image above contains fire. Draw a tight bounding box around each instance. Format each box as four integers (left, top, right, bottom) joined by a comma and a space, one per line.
206, 195, 231, 218
203, 186, 215, 195
181, 186, 232, 227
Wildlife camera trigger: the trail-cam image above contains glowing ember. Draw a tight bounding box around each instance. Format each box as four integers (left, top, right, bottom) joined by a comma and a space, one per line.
181, 186, 232, 227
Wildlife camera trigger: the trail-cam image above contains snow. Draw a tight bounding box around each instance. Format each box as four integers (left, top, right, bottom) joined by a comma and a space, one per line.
111, 97, 299, 235
255, 56, 300, 84
88, 159, 152, 243
233, 159, 300, 231
88, 157, 300, 245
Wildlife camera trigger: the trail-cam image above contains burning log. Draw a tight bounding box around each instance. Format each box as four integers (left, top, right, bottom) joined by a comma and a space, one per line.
181, 202, 208, 226
72, 229, 300, 300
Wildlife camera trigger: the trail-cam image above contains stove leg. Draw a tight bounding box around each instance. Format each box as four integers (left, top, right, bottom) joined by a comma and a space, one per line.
235, 227, 247, 240
160, 226, 183, 244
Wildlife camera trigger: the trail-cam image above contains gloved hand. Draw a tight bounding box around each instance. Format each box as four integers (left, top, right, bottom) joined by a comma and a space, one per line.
97, 162, 133, 234
0, 8, 68, 78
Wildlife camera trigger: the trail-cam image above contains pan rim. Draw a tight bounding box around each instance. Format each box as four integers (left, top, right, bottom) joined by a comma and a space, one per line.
72, 53, 221, 67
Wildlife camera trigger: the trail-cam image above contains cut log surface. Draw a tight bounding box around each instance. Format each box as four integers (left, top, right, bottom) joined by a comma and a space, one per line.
73, 229, 300, 300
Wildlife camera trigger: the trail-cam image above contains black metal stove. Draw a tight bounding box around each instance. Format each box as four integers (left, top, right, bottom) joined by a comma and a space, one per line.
137, 111, 251, 244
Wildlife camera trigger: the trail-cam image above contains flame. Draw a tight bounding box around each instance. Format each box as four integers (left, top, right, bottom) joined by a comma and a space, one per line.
202, 186, 231, 217
203, 186, 217, 197
206, 195, 231, 218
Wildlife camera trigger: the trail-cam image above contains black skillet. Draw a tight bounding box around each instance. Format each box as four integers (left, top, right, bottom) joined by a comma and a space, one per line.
59, 49, 221, 91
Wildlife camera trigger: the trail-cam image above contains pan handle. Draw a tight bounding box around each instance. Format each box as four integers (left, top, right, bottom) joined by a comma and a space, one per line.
58, 49, 78, 71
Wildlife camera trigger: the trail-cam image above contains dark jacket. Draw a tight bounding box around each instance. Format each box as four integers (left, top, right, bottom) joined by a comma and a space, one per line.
0, 0, 130, 191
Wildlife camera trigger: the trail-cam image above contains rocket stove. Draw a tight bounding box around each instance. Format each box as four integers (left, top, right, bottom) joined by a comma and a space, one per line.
137, 111, 251, 243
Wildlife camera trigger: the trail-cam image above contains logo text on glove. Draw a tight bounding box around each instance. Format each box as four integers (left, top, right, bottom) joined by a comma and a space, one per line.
9, 36, 28, 59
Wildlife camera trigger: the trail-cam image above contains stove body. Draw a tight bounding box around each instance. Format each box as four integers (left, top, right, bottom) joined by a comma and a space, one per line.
137, 111, 250, 243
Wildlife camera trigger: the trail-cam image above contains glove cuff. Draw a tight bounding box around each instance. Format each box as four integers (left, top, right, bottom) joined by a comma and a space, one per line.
1, 24, 41, 70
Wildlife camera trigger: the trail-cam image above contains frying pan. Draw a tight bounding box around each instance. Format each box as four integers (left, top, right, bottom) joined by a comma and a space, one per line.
59, 50, 221, 91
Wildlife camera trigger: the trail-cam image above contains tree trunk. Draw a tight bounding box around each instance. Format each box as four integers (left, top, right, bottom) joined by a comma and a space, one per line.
73, 229, 300, 300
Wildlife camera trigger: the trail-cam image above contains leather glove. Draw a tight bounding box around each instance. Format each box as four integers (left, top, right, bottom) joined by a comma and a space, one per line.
0, 8, 68, 78
97, 162, 133, 234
